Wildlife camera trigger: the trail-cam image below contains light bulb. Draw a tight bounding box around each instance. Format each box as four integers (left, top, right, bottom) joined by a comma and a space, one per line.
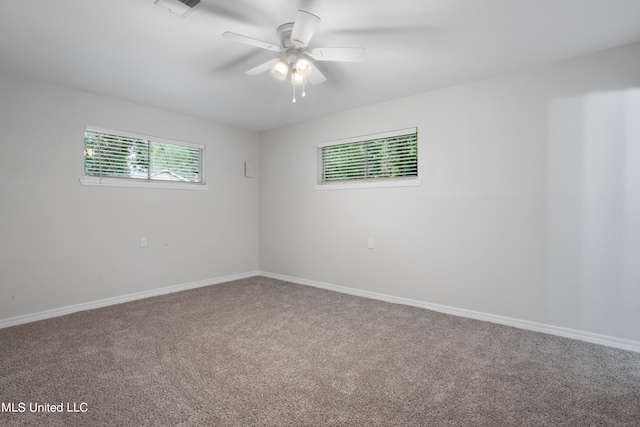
295, 56, 312, 77
291, 69, 305, 84
271, 60, 289, 80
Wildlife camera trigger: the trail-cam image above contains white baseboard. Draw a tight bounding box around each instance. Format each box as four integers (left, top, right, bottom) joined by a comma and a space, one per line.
0, 271, 260, 329
5, 270, 638, 354
260, 271, 640, 353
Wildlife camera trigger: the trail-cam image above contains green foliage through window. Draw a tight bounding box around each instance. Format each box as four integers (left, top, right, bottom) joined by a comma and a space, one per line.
319, 129, 418, 183
84, 128, 203, 183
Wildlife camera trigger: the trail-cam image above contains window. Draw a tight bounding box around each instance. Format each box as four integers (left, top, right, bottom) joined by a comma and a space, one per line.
81, 126, 206, 189
317, 127, 420, 189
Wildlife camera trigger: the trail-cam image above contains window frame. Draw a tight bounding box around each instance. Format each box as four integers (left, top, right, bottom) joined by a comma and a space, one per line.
315, 127, 421, 190
80, 126, 208, 190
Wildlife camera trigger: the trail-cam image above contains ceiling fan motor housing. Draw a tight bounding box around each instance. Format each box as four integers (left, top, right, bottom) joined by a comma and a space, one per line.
277, 23, 296, 49
286, 49, 304, 63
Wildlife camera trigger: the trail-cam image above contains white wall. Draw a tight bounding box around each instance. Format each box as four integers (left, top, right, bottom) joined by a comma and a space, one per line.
2, 42, 639, 348
0, 71, 259, 321
259, 42, 640, 344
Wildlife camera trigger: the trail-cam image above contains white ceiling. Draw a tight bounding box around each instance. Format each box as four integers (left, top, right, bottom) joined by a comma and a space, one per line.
1, 0, 640, 132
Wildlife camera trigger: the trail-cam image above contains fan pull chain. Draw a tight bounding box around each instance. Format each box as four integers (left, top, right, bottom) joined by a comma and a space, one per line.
302, 80, 306, 97
292, 83, 296, 103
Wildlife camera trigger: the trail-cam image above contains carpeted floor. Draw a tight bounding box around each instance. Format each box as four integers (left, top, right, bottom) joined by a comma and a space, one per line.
1, 276, 639, 426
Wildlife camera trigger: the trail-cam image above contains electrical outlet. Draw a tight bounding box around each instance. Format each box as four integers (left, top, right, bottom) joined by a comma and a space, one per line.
368, 238, 374, 249
141, 237, 147, 248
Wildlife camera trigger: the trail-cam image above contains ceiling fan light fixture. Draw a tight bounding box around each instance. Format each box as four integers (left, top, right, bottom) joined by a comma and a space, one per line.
295, 56, 312, 77
271, 60, 289, 80
291, 68, 305, 85
222, 9, 365, 103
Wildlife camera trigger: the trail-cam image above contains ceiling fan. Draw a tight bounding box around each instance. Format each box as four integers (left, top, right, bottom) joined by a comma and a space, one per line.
223, 10, 366, 102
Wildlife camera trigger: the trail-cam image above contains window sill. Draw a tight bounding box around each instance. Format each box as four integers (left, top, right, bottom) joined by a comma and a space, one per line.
315, 178, 422, 191
79, 177, 209, 191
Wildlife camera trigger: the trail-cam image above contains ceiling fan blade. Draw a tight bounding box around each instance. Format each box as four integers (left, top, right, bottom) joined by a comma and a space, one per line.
245, 58, 280, 75
290, 10, 320, 48
310, 47, 366, 62
307, 65, 327, 85
222, 32, 282, 52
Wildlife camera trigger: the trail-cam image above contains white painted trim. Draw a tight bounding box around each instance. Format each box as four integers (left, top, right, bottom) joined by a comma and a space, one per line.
315, 178, 422, 191
317, 127, 418, 148
259, 271, 640, 353
82, 125, 207, 190
79, 177, 209, 190
0, 271, 259, 329
6, 270, 637, 353
85, 125, 205, 150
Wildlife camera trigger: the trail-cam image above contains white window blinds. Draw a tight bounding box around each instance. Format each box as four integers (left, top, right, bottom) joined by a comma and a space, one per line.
84, 127, 203, 184
318, 128, 418, 184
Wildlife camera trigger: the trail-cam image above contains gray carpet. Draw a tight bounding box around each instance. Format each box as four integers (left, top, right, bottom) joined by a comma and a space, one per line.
1, 276, 639, 426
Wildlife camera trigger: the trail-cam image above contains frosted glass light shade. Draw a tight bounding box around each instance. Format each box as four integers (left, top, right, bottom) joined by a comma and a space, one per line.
291, 69, 305, 84
271, 60, 289, 80
295, 56, 312, 77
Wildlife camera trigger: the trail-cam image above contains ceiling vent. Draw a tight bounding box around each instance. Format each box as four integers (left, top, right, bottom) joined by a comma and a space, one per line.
154, 0, 201, 17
